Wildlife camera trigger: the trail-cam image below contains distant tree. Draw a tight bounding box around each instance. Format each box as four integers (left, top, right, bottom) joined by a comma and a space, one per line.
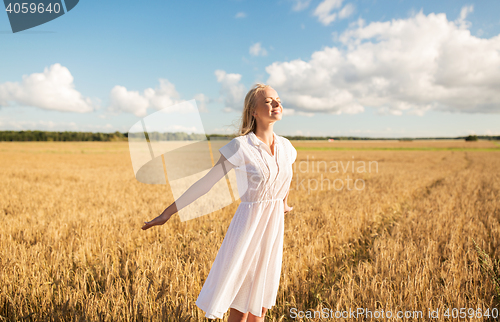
465, 135, 478, 141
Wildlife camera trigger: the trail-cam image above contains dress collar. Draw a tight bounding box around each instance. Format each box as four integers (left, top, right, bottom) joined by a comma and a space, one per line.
248, 131, 279, 157
248, 131, 277, 148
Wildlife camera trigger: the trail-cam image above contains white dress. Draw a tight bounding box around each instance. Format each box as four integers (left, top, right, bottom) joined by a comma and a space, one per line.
195, 130, 297, 319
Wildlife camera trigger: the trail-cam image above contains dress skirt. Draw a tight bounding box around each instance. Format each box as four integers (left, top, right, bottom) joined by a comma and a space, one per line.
195, 199, 285, 319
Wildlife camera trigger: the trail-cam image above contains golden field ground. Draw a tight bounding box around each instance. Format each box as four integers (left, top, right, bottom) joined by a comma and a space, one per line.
0, 140, 499, 321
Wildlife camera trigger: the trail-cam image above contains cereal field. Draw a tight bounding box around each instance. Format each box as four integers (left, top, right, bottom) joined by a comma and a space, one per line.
0, 140, 499, 321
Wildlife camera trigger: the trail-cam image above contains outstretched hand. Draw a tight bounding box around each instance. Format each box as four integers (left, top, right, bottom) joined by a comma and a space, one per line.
142, 212, 172, 230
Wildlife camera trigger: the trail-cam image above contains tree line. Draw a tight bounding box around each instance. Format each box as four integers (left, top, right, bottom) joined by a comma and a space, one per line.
0, 130, 498, 142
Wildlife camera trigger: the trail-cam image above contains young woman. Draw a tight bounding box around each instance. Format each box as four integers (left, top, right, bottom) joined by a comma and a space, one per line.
142, 83, 297, 322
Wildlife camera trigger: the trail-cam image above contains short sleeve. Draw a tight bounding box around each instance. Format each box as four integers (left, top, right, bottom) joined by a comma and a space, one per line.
291, 145, 297, 164
219, 138, 243, 168
285, 138, 297, 164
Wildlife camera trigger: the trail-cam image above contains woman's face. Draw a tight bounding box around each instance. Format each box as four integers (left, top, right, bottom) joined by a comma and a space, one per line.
252, 87, 283, 124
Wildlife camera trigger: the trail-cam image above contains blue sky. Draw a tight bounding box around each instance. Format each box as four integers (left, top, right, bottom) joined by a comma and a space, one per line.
1, 0, 500, 138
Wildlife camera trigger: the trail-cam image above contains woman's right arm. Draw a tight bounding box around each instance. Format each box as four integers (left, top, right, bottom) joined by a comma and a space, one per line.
141, 154, 236, 230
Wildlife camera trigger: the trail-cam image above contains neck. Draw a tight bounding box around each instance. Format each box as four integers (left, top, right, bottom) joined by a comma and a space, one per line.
253, 122, 275, 147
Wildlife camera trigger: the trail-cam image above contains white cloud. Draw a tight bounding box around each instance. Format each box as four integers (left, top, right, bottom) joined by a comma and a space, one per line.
144, 79, 181, 111
109, 86, 150, 117
281, 108, 315, 117
313, 0, 345, 25
163, 124, 199, 133
194, 93, 209, 113
108, 79, 204, 117
376, 106, 404, 116
249, 42, 268, 56
455, 5, 473, 29
292, 0, 312, 11
484, 129, 500, 135
215, 69, 247, 112
266, 9, 500, 115
338, 3, 355, 19
235, 12, 246, 18
0, 63, 95, 113
109, 85, 149, 116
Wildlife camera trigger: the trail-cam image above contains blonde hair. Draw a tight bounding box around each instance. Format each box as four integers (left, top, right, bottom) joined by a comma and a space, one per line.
235, 83, 271, 136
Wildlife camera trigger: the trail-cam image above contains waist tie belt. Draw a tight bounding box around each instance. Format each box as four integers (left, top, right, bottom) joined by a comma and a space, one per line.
240, 198, 283, 204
